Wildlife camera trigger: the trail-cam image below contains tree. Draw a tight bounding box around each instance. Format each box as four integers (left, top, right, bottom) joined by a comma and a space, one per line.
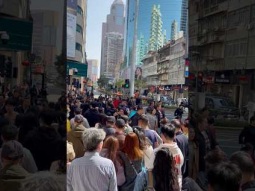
115, 79, 124, 91
135, 78, 147, 90
54, 54, 65, 86
97, 75, 109, 88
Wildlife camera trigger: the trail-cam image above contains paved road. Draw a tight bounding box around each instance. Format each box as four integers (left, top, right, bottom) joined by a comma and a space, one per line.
215, 127, 242, 156
164, 108, 188, 123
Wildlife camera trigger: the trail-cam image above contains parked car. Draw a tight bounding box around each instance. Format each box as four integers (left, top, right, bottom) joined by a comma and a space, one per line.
205, 96, 240, 119
160, 96, 175, 106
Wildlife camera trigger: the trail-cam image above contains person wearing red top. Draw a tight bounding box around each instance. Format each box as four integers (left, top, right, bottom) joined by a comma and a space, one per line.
113, 96, 121, 108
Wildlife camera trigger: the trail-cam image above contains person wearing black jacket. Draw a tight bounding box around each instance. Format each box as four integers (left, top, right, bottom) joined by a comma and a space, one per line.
239, 116, 255, 149
84, 101, 100, 127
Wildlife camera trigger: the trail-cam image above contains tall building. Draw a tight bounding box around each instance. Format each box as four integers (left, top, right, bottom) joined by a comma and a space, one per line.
180, 0, 188, 37
171, 20, 178, 40
122, 0, 182, 78
100, 0, 125, 78
30, 0, 65, 90
87, 59, 99, 83
102, 32, 124, 78
188, 0, 255, 115
66, 0, 88, 91
0, 0, 32, 87
148, 5, 163, 51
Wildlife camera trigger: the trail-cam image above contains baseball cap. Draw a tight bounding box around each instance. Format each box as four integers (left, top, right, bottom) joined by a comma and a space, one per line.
115, 119, 125, 128
74, 115, 84, 123
1, 140, 23, 160
106, 116, 116, 123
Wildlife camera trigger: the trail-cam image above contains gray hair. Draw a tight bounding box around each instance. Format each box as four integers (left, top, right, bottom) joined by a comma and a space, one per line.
83, 128, 106, 151
21, 171, 66, 191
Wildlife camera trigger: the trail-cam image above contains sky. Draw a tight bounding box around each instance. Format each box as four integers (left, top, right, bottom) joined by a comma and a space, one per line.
86, 0, 125, 65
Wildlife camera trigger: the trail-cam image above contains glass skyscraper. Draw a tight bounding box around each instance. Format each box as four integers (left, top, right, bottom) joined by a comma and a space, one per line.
123, 0, 184, 70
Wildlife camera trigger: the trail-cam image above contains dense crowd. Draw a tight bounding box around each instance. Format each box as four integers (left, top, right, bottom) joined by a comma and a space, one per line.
66, 89, 255, 191
0, 83, 66, 190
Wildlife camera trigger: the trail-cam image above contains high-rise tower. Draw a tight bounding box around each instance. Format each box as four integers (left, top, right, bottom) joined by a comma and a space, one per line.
148, 5, 163, 51
100, 0, 125, 78
180, 0, 188, 37
171, 20, 178, 40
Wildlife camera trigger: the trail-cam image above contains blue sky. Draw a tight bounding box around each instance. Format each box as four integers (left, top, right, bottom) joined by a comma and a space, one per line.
86, 0, 126, 63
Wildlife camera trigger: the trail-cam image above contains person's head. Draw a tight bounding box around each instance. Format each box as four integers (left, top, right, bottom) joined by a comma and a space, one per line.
196, 114, 208, 131
122, 132, 143, 160
250, 115, 255, 126
207, 116, 215, 126
138, 114, 149, 128
5, 99, 15, 112
230, 151, 255, 185
74, 107, 82, 115
74, 114, 84, 125
153, 147, 179, 191
83, 128, 106, 152
207, 162, 242, 191
201, 106, 209, 118
137, 105, 144, 115
146, 107, 154, 114
133, 126, 150, 150
1, 140, 23, 167
22, 98, 31, 108
205, 149, 228, 172
103, 136, 119, 162
188, 127, 196, 141
106, 116, 116, 127
171, 119, 182, 132
155, 103, 161, 110
240, 143, 254, 157
21, 171, 65, 191
115, 119, 125, 130
1, 124, 19, 142
39, 110, 55, 127
160, 124, 176, 142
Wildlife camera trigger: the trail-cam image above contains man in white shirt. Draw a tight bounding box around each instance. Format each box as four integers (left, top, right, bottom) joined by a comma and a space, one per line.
67, 128, 118, 191
149, 124, 184, 190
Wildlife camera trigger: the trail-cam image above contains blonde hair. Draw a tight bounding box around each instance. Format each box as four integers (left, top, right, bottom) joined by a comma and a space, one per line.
67, 141, 75, 161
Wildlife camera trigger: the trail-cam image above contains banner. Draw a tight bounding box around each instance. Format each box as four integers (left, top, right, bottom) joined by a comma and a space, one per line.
67, 13, 77, 58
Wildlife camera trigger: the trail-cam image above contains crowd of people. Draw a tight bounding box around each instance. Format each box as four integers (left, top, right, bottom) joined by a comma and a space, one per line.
0, 84, 66, 190
66, 89, 255, 191
1, 85, 255, 191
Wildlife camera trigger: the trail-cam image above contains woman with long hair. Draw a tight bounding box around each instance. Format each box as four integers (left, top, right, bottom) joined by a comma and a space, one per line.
134, 147, 180, 191
100, 136, 125, 187
133, 126, 154, 170
119, 132, 144, 191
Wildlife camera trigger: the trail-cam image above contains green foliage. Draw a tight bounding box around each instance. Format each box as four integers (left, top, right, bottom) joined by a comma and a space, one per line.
54, 54, 65, 86
97, 75, 109, 88
135, 78, 147, 89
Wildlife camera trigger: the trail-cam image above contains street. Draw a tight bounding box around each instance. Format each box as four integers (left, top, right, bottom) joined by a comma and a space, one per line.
215, 127, 242, 156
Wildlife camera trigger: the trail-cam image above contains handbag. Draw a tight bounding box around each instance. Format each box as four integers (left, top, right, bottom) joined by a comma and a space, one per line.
144, 170, 155, 191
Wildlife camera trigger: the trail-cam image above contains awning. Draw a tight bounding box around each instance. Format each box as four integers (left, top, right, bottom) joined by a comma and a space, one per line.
67, 60, 87, 77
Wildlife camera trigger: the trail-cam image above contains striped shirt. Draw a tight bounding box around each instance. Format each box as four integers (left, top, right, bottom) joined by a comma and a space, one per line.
67, 151, 118, 191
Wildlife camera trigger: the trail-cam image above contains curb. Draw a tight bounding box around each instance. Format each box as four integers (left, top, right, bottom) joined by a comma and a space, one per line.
215, 126, 243, 130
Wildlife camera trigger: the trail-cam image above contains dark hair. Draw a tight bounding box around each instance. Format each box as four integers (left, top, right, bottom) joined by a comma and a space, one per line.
161, 124, 176, 139
207, 116, 215, 125
230, 151, 255, 176
133, 126, 151, 150
1, 125, 19, 141
153, 147, 179, 191
207, 162, 242, 191
250, 115, 255, 123
205, 149, 228, 171
39, 109, 55, 126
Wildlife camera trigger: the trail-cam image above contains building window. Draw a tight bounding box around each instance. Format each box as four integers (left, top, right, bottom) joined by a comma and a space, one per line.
76, 24, 83, 34
77, 5, 83, 15
76, 43, 83, 52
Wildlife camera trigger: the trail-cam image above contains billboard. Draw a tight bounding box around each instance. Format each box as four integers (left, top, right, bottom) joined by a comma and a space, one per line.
135, 67, 142, 80
67, 0, 77, 10
67, 13, 76, 58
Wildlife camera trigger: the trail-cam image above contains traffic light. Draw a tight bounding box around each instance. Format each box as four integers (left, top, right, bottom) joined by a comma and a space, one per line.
124, 79, 129, 88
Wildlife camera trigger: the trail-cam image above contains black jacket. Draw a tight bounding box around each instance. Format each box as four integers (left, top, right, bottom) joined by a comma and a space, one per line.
239, 125, 255, 147
84, 108, 100, 127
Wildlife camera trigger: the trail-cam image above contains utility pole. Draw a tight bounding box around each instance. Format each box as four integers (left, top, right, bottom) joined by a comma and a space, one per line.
130, 0, 139, 97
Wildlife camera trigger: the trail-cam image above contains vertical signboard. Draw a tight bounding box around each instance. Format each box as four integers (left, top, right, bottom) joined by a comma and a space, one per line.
67, 12, 76, 58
